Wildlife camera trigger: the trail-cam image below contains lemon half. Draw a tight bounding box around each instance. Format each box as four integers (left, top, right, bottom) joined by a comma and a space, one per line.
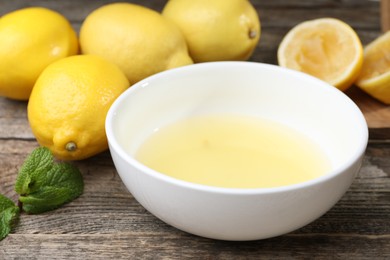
355, 31, 390, 104
278, 18, 363, 91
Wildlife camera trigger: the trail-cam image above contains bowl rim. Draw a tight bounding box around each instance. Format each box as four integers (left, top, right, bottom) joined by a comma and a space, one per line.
105, 61, 369, 195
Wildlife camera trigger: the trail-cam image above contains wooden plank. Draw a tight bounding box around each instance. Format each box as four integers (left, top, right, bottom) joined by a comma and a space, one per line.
382, 0, 390, 32
1, 233, 389, 259
346, 87, 390, 138
1, 140, 389, 258
0, 98, 33, 139
0, 0, 381, 29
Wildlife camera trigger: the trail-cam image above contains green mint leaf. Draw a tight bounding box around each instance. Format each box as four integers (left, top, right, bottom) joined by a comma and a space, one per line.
15, 147, 84, 214
0, 194, 20, 241
14, 147, 53, 195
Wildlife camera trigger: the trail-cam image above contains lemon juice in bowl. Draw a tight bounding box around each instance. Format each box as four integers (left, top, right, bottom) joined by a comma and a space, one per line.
134, 114, 331, 189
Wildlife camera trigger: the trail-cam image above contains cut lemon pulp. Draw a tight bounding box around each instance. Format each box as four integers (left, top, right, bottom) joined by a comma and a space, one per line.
278, 18, 363, 91
355, 31, 390, 104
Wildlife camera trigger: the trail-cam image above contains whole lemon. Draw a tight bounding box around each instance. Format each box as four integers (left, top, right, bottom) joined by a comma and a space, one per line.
79, 3, 193, 85
28, 55, 129, 161
0, 7, 78, 100
162, 0, 261, 62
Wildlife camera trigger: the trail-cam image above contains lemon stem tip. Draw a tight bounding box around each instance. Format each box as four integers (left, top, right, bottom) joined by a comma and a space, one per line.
249, 29, 257, 39
65, 142, 77, 152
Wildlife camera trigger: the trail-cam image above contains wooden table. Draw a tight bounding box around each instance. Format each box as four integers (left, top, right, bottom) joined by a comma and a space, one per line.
1, 0, 389, 259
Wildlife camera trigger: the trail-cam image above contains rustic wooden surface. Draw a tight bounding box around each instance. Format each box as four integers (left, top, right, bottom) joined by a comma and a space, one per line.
381, 0, 390, 31
1, 0, 390, 259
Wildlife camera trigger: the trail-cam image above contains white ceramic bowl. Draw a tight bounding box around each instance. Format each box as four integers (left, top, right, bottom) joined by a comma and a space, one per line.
106, 62, 368, 241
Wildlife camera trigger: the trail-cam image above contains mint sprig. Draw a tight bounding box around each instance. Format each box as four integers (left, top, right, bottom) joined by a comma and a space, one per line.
0, 146, 84, 240
0, 194, 20, 240
15, 147, 84, 214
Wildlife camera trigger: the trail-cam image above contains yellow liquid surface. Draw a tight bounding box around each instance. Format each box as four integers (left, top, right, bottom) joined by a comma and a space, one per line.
135, 115, 331, 189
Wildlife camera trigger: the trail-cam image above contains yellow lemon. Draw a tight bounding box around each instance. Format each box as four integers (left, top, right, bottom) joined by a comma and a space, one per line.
162, 0, 260, 62
79, 3, 193, 85
355, 31, 390, 104
0, 7, 78, 100
277, 18, 363, 91
28, 55, 129, 161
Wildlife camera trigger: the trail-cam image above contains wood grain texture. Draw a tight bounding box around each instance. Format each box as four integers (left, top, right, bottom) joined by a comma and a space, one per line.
0, 0, 389, 259
381, 0, 390, 32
